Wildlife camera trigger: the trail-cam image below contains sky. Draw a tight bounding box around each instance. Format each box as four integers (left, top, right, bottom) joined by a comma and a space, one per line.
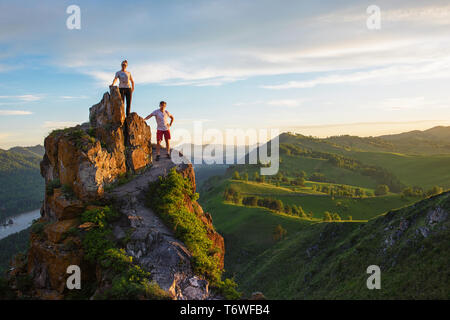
0, 0, 450, 148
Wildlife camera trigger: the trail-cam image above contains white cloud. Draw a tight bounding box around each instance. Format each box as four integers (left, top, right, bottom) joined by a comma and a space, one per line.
60, 95, 89, 100
0, 95, 42, 102
42, 121, 79, 130
0, 110, 33, 115
266, 99, 305, 107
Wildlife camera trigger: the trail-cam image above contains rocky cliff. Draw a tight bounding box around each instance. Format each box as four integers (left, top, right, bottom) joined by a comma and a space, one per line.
8, 86, 225, 300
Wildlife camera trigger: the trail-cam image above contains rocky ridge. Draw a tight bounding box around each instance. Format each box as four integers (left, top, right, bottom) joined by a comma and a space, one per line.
9, 86, 224, 300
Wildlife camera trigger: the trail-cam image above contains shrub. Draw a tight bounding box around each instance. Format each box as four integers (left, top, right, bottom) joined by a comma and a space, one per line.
80, 206, 169, 300
375, 184, 389, 196
146, 168, 240, 299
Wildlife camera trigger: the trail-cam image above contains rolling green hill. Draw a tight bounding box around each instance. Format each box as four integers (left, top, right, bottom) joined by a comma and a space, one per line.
196, 126, 450, 299
234, 191, 450, 299
0, 146, 44, 221
200, 175, 450, 299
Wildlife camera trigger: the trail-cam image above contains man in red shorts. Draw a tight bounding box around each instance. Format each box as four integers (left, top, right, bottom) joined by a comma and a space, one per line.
144, 101, 174, 161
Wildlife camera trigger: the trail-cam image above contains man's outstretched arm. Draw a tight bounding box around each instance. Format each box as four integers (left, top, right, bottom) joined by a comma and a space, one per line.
144, 114, 153, 121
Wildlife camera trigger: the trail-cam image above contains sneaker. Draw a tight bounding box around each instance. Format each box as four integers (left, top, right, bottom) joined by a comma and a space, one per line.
155, 155, 160, 161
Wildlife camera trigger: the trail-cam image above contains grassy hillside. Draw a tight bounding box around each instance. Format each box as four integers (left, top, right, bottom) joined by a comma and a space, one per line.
346, 151, 450, 190
276, 132, 450, 191
200, 174, 450, 299
0, 146, 44, 221
235, 191, 450, 299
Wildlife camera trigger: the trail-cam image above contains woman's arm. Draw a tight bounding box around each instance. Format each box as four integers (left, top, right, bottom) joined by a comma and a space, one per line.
111, 73, 118, 86
130, 74, 135, 92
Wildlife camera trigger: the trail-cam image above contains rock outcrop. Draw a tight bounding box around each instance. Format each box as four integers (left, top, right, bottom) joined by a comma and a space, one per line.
9, 86, 224, 300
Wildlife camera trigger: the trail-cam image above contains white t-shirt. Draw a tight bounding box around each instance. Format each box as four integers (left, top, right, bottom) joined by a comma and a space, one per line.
115, 70, 132, 88
150, 109, 172, 131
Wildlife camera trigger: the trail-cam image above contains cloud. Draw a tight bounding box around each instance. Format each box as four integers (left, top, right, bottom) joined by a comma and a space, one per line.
266, 99, 305, 107
233, 99, 305, 107
262, 56, 450, 89
42, 121, 79, 130
0, 95, 42, 102
59, 95, 89, 100
0, 110, 33, 115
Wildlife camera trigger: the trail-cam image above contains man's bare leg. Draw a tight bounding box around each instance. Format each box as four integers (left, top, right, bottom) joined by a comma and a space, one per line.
165, 137, 171, 157
156, 140, 161, 160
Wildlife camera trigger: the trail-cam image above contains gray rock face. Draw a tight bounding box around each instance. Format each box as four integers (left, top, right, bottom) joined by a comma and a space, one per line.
106, 149, 217, 300
427, 207, 448, 225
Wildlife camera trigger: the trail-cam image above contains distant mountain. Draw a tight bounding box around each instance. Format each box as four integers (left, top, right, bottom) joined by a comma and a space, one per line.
7, 145, 45, 158
325, 126, 450, 155
0, 146, 44, 221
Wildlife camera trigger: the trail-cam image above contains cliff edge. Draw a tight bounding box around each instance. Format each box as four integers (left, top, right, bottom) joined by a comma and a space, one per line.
8, 87, 227, 300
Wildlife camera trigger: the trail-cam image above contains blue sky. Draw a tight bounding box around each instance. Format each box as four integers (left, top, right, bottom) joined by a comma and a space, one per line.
1, 0, 450, 148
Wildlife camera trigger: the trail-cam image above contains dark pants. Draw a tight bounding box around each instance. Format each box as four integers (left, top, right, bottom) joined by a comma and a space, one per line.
119, 87, 132, 116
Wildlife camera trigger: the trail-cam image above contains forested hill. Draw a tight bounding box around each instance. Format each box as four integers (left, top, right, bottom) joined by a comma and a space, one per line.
322, 126, 450, 155
0, 146, 44, 221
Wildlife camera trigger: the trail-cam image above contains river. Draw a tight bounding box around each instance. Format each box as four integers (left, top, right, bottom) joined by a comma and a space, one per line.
0, 209, 41, 240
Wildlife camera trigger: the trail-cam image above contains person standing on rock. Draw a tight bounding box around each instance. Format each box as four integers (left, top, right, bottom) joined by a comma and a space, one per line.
144, 101, 174, 161
111, 60, 135, 117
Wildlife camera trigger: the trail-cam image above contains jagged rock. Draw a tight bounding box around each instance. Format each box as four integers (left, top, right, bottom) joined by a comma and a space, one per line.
44, 218, 79, 243
44, 188, 85, 221
18, 88, 222, 300
106, 150, 224, 299
89, 86, 125, 128
427, 207, 448, 225
125, 112, 152, 172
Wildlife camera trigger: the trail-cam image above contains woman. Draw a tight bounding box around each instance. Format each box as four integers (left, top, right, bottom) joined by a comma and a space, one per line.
111, 60, 135, 116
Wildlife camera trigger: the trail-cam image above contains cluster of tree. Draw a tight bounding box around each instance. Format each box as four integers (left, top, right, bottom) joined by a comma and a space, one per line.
401, 185, 444, 198
223, 185, 242, 203
312, 184, 369, 198
0, 149, 44, 220
224, 187, 314, 218
0, 228, 30, 275
375, 184, 390, 196
279, 143, 405, 192
323, 211, 342, 222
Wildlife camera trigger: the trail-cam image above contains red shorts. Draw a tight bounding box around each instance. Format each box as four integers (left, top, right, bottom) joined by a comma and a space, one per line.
156, 129, 171, 142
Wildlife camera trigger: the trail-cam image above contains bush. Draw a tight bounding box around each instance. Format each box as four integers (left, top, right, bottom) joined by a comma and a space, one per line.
79, 206, 169, 300
146, 168, 240, 299
375, 184, 390, 196
242, 196, 259, 207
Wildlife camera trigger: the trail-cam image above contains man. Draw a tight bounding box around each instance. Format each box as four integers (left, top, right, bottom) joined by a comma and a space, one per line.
111, 60, 135, 116
144, 101, 174, 161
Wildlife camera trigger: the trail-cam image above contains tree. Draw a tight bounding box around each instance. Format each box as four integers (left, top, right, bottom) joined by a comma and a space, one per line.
284, 204, 292, 215
426, 186, 443, 197
332, 213, 341, 221
243, 172, 249, 181
323, 211, 333, 221
253, 172, 259, 181
375, 184, 389, 196
232, 171, 241, 180
273, 225, 287, 241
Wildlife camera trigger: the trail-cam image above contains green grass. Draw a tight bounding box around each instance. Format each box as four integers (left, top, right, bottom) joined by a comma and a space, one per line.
347, 151, 450, 190
226, 180, 416, 220
234, 192, 450, 299
146, 168, 240, 299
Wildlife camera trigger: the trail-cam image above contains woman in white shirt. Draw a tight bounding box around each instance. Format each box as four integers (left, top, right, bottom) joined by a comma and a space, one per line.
111, 60, 135, 116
